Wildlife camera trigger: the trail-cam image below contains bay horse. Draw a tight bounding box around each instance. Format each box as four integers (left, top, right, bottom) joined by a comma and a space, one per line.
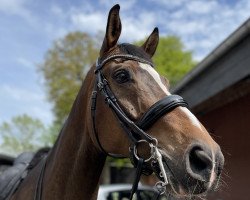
9, 4, 224, 200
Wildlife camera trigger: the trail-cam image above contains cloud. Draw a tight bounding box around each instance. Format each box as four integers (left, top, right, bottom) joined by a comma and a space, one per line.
0, 0, 31, 20
186, 0, 218, 14
150, 0, 186, 8
120, 11, 157, 42
50, 4, 63, 17
153, 0, 250, 60
0, 0, 26, 14
167, 20, 206, 35
51, 0, 247, 57
70, 8, 156, 42
0, 84, 53, 125
16, 57, 34, 69
43, 22, 69, 40
0, 84, 44, 102
71, 12, 106, 33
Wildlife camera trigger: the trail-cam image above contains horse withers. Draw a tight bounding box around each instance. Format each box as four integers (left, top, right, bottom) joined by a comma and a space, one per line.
9, 4, 224, 200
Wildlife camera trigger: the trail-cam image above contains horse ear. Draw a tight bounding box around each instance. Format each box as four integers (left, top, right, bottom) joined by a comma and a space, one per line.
141, 27, 159, 57
100, 4, 122, 56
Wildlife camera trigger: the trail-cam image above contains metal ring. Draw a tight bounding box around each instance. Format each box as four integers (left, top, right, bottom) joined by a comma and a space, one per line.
133, 140, 155, 162
155, 181, 166, 195
152, 138, 158, 146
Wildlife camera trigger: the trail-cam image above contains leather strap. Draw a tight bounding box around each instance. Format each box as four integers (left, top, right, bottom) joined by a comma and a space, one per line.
34, 156, 47, 200
137, 95, 188, 130
129, 158, 144, 200
96, 54, 154, 71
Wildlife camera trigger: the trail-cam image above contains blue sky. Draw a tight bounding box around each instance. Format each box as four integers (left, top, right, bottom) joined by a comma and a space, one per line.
0, 0, 249, 128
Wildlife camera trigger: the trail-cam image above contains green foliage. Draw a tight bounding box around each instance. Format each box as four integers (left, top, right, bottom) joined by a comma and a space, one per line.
137, 35, 196, 86
0, 114, 47, 155
38, 32, 100, 124
107, 157, 132, 169
40, 123, 60, 147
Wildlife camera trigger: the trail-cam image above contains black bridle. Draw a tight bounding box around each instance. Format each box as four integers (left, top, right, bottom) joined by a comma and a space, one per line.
33, 54, 188, 200
91, 54, 188, 199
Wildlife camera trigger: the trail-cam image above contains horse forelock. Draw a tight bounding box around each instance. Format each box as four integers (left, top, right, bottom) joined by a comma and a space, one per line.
118, 43, 152, 61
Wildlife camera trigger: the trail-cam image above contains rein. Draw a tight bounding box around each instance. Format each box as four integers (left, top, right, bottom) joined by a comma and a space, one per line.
34, 156, 47, 200
91, 54, 188, 199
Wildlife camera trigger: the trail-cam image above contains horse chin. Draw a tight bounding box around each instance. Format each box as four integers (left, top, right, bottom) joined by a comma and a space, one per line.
162, 157, 219, 198
166, 175, 209, 197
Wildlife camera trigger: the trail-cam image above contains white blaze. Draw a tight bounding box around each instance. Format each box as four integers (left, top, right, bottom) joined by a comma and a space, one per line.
139, 63, 169, 94
179, 107, 203, 130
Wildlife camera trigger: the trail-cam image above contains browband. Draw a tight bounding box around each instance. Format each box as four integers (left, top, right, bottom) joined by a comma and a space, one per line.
96, 54, 154, 71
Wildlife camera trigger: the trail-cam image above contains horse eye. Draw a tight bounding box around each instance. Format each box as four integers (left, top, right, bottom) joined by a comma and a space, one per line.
112, 69, 131, 84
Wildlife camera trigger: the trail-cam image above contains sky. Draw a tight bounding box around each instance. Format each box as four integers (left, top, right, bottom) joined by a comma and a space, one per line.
0, 0, 249, 128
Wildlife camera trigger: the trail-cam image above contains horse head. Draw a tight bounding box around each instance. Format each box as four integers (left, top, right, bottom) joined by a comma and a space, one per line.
87, 4, 224, 198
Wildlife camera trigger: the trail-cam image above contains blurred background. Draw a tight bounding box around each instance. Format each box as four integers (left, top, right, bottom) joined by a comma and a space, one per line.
0, 0, 250, 199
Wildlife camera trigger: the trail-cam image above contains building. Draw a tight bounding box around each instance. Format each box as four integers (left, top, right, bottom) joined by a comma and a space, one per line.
173, 18, 250, 199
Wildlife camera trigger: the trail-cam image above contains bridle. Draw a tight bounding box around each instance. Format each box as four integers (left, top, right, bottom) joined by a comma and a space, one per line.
91, 54, 188, 199
33, 54, 188, 200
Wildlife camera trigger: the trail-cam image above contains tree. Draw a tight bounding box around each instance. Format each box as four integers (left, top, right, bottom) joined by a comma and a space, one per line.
137, 35, 196, 86
38, 32, 100, 124
0, 114, 47, 155
40, 123, 60, 147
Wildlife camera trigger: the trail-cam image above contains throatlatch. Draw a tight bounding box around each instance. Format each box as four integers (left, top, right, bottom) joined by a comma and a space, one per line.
91, 54, 188, 199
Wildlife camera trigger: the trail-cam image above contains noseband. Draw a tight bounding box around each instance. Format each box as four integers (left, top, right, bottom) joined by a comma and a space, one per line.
91, 54, 188, 198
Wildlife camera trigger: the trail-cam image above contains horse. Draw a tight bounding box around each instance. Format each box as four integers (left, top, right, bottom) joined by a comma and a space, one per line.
8, 4, 224, 200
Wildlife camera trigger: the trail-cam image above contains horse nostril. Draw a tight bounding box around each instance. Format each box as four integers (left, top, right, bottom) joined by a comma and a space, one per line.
187, 146, 213, 181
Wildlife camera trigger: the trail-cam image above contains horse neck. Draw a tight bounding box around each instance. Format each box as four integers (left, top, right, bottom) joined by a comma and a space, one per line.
43, 69, 106, 199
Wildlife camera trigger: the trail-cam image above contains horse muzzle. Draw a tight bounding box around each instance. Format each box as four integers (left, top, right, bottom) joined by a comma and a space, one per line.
164, 143, 224, 196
